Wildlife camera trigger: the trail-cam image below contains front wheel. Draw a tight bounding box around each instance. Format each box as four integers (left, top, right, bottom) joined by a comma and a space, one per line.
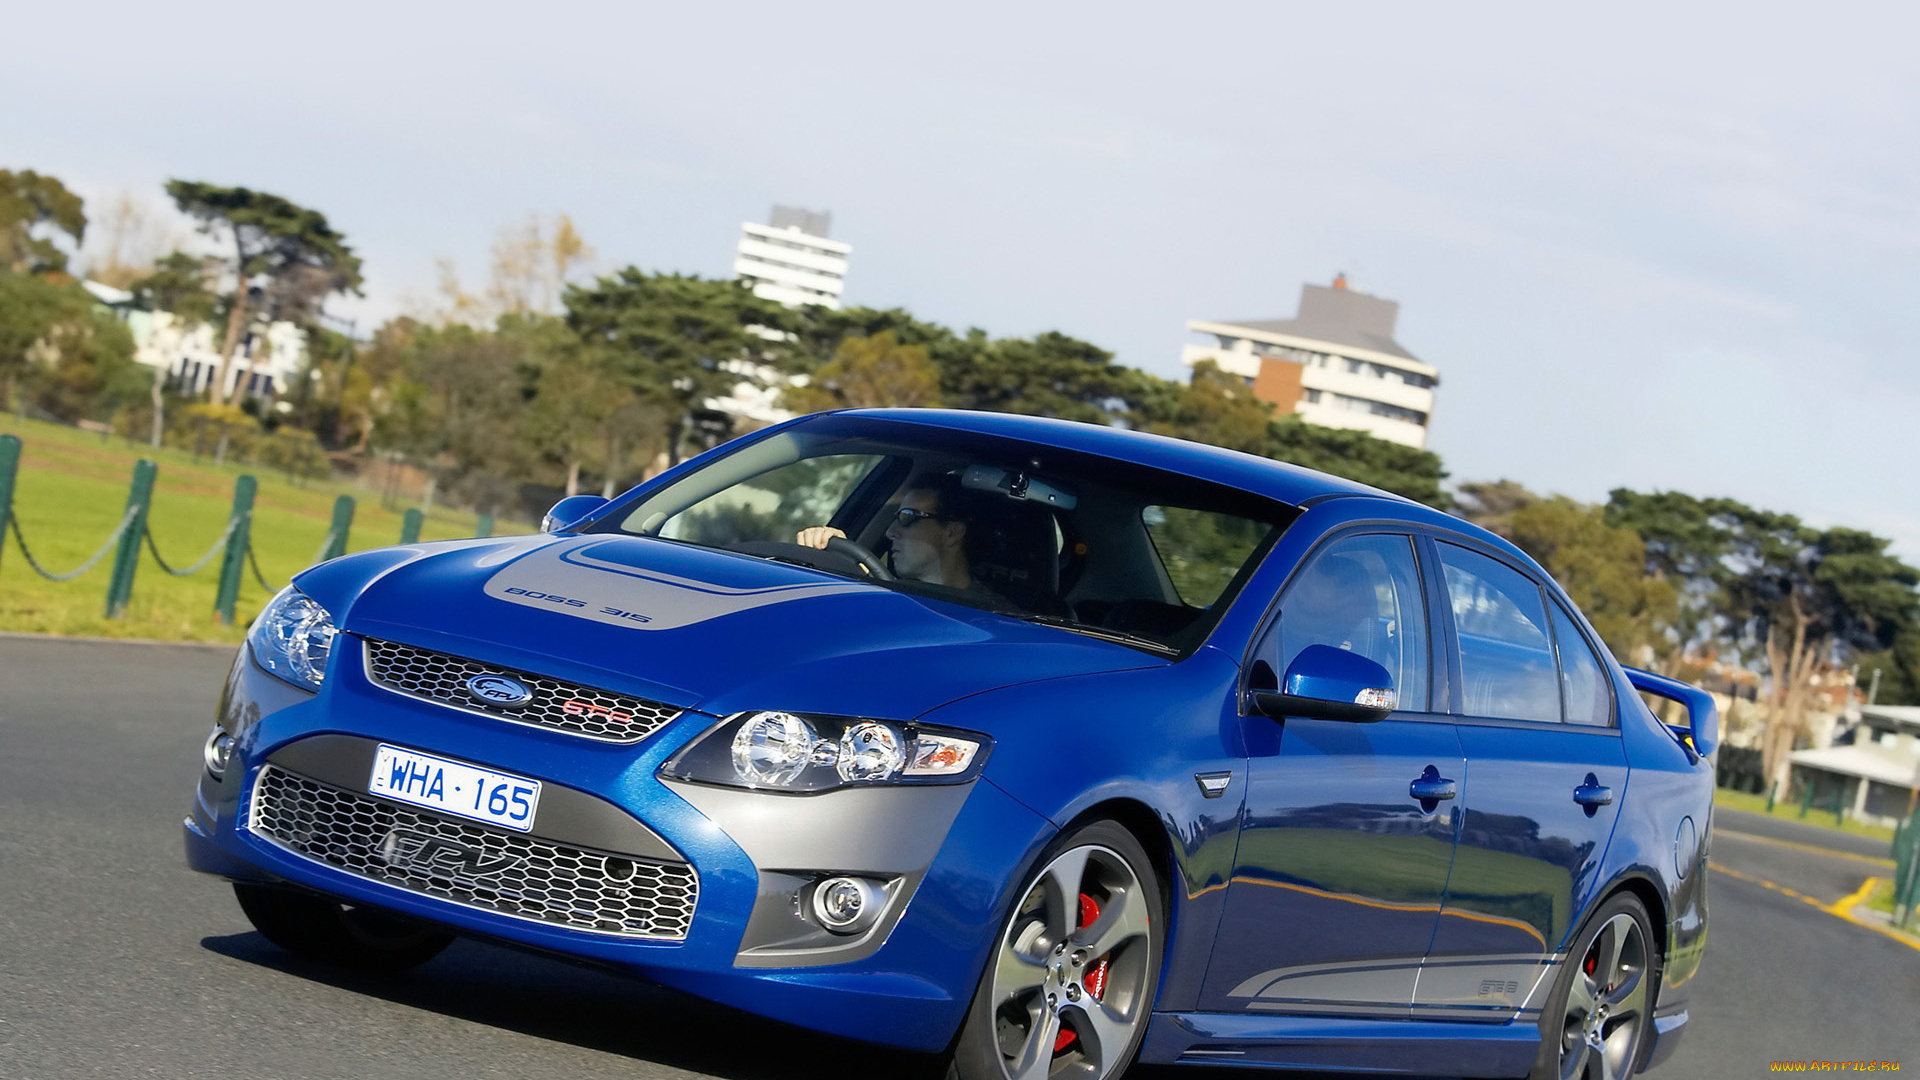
234, 883, 454, 972
1531, 893, 1656, 1080
950, 821, 1164, 1080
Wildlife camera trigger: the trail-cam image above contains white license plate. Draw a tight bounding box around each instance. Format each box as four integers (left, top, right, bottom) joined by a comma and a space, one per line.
369, 744, 542, 832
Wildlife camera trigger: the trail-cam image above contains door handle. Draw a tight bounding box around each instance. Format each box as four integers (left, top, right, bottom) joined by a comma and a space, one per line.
1408, 767, 1456, 802
1573, 777, 1614, 807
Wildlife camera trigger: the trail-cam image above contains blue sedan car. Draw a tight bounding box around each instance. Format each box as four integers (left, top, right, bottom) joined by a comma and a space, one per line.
183, 409, 1713, 1080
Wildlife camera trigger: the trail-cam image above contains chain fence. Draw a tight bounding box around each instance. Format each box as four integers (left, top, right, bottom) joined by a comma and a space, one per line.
6, 505, 141, 583
0, 434, 504, 625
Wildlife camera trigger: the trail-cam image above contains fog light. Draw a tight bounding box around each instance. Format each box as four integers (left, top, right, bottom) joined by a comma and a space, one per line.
811, 876, 882, 935
203, 728, 233, 779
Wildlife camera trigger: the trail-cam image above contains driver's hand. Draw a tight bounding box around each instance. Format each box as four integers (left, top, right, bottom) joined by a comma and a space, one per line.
795, 526, 846, 550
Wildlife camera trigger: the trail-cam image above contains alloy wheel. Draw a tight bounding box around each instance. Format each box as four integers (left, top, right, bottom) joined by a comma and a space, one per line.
1558, 911, 1650, 1080
986, 843, 1154, 1080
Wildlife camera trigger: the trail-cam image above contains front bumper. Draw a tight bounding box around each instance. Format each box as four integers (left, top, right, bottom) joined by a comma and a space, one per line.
183, 636, 1050, 1052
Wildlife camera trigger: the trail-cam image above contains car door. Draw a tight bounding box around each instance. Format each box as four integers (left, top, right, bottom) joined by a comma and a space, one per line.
1199, 531, 1465, 1019
1413, 539, 1628, 1023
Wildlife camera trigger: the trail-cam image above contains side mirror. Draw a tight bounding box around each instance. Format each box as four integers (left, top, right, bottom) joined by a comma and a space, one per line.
1249, 644, 1397, 723
1625, 667, 1719, 760
541, 495, 610, 534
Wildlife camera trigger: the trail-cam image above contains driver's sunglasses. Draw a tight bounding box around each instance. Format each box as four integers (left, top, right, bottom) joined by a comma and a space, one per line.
891, 507, 944, 529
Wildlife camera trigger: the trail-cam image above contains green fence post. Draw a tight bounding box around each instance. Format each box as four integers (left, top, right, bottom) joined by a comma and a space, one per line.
104, 459, 157, 619
1894, 810, 1920, 927
322, 496, 354, 562
214, 475, 256, 624
0, 434, 19, 571
400, 508, 423, 545
1831, 787, 1845, 824
475, 514, 494, 539
1799, 781, 1814, 819
1765, 779, 1779, 814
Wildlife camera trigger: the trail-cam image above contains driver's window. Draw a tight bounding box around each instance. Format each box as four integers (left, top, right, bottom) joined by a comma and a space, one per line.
1262, 534, 1429, 712
657, 454, 883, 546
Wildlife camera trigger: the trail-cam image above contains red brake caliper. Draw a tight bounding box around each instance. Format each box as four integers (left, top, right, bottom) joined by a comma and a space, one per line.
1053, 894, 1112, 1053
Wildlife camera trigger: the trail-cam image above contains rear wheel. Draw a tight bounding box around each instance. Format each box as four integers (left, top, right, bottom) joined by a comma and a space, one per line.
950, 821, 1164, 1080
1531, 893, 1655, 1080
234, 883, 453, 972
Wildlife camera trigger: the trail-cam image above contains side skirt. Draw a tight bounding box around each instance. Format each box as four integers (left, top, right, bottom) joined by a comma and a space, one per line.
1139, 1011, 1540, 1076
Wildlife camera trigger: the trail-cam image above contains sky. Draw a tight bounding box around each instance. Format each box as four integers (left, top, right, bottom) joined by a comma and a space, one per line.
9, 1, 1919, 558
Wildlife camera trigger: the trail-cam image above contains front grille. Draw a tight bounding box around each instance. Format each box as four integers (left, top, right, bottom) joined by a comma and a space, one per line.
363, 638, 680, 743
247, 766, 698, 940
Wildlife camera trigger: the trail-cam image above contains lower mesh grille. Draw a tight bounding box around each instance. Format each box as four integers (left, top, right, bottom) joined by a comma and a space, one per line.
247, 766, 697, 940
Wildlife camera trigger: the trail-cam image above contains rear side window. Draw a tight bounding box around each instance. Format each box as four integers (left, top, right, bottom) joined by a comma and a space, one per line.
1550, 604, 1613, 726
1143, 505, 1270, 609
1437, 543, 1559, 722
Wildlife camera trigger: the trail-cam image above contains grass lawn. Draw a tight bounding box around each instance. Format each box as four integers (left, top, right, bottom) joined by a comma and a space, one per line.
0, 413, 533, 643
1713, 785, 1899, 844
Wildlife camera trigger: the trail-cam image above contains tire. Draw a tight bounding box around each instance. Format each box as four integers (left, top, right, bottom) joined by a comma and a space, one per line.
949, 821, 1165, 1080
1529, 893, 1656, 1080
234, 883, 454, 972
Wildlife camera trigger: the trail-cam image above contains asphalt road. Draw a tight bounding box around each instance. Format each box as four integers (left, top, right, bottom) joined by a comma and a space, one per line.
0, 637, 1915, 1080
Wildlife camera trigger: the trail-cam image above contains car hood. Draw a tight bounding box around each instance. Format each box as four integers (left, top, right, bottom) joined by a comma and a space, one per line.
299, 533, 1165, 723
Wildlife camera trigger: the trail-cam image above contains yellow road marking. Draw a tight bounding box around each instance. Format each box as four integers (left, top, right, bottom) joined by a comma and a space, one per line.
1710, 862, 1920, 955
1713, 827, 1895, 869
1828, 876, 1880, 917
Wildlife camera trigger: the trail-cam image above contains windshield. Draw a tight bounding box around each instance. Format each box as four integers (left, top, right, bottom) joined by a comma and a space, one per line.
587, 415, 1296, 654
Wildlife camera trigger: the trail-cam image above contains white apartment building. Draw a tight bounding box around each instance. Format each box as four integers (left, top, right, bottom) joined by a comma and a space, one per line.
1181, 277, 1439, 449
733, 205, 850, 309
85, 280, 307, 403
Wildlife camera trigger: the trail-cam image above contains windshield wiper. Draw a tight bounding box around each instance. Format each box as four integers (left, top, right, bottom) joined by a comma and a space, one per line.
1009, 613, 1179, 655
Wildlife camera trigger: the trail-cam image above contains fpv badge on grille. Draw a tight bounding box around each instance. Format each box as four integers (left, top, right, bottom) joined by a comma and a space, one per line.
465, 674, 534, 708
378, 829, 520, 877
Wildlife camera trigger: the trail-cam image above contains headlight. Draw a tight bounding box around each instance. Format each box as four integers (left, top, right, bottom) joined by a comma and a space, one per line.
247, 586, 339, 692
661, 711, 989, 793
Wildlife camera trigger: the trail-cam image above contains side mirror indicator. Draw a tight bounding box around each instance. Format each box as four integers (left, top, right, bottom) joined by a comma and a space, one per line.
542, 495, 610, 534
1250, 644, 1397, 724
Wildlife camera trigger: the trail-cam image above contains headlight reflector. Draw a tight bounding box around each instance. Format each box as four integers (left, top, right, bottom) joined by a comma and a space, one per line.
837, 722, 906, 782
730, 711, 818, 786
665, 711, 988, 793
248, 587, 338, 692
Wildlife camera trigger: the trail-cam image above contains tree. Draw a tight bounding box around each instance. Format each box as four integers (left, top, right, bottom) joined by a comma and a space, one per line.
0, 169, 86, 274
789, 305, 973, 372
126, 252, 220, 445
516, 319, 630, 496
564, 270, 799, 464
164, 181, 363, 405
1505, 497, 1679, 663
83, 191, 180, 288
1850, 632, 1920, 707
941, 330, 1161, 424
376, 320, 539, 513
1143, 359, 1274, 455
1264, 416, 1453, 510
1455, 479, 1540, 538
1604, 489, 1745, 661
438, 212, 597, 325
783, 330, 941, 413
0, 273, 140, 421
1721, 519, 1920, 787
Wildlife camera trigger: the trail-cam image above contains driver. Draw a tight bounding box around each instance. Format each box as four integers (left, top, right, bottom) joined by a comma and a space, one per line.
796, 473, 996, 598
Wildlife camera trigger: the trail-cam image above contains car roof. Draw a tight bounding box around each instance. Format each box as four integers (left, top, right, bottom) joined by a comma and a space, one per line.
831, 408, 1415, 509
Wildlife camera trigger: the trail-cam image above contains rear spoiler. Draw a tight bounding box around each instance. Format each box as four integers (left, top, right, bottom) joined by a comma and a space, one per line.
1624, 667, 1718, 760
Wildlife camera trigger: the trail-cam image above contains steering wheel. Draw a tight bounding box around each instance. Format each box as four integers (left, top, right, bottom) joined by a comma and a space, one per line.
826, 536, 895, 581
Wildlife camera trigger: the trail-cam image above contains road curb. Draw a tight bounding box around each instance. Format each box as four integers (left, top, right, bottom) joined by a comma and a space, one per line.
0, 629, 237, 651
